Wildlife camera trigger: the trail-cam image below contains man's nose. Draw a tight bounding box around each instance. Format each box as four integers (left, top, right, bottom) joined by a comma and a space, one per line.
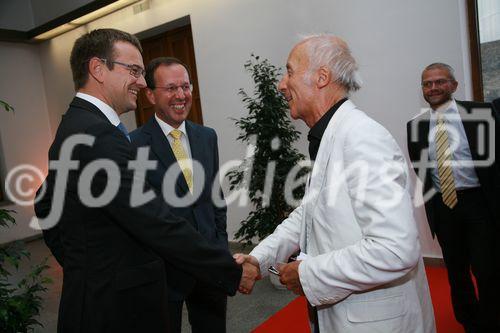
136, 75, 147, 88
174, 87, 186, 98
278, 77, 287, 94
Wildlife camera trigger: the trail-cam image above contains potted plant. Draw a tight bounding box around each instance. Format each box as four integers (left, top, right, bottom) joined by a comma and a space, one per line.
0, 100, 51, 333
228, 55, 308, 246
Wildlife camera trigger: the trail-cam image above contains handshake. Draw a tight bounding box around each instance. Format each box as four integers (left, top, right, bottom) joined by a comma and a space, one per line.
233, 254, 304, 296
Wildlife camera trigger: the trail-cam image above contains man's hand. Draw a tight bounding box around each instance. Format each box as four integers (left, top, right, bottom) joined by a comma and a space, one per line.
278, 260, 304, 296
233, 253, 261, 294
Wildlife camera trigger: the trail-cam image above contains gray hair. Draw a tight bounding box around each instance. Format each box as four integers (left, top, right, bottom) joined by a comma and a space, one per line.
301, 34, 362, 93
423, 63, 456, 81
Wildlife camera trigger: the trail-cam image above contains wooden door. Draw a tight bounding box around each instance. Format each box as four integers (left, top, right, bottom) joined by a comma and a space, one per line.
136, 25, 203, 126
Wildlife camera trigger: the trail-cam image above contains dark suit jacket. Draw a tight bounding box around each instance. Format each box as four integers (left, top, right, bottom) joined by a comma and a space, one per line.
35, 97, 241, 333
493, 98, 500, 114
406, 100, 500, 236
130, 117, 228, 300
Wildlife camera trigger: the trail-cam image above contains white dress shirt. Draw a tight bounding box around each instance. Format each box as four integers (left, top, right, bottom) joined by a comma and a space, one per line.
428, 99, 480, 191
76, 92, 121, 126
154, 114, 193, 170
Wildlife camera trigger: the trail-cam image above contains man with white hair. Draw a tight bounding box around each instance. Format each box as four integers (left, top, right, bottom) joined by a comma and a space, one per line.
235, 35, 435, 332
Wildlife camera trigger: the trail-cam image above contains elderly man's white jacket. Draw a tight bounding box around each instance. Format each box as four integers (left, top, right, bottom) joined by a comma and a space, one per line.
250, 100, 436, 333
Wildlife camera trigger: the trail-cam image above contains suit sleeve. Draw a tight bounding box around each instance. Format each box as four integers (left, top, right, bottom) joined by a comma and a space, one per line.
35, 178, 65, 266
298, 118, 420, 306
80, 125, 242, 295
249, 204, 303, 277
210, 130, 228, 248
35, 142, 65, 267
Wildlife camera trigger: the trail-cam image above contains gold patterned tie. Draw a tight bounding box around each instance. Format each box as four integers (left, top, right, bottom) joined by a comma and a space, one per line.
169, 129, 193, 193
435, 113, 457, 208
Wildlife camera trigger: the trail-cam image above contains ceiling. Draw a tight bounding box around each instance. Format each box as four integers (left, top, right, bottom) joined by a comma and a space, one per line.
0, 0, 133, 43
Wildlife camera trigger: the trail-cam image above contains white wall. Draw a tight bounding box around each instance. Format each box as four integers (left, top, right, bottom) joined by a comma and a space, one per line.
4, 0, 475, 257
0, 42, 52, 243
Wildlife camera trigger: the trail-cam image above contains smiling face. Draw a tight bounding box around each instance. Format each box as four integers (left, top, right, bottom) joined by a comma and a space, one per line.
102, 41, 146, 114
278, 43, 316, 125
146, 64, 192, 128
421, 67, 458, 109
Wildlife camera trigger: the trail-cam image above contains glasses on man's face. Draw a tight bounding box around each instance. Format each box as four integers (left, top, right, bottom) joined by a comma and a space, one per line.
100, 58, 146, 78
154, 83, 193, 95
421, 79, 454, 89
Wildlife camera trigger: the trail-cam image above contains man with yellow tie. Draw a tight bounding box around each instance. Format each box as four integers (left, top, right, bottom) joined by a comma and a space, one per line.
406, 63, 500, 332
130, 57, 229, 332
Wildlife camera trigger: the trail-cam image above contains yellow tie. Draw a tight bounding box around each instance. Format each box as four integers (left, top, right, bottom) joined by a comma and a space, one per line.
435, 113, 457, 208
169, 129, 193, 193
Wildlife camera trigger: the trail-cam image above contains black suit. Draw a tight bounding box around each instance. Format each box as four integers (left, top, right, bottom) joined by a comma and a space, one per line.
35, 97, 242, 333
130, 117, 228, 332
493, 98, 500, 115
407, 100, 500, 331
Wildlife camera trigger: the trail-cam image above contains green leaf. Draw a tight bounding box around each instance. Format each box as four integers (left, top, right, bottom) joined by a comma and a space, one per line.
0, 100, 14, 112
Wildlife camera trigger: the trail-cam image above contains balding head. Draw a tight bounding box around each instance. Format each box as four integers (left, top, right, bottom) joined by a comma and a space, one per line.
299, 35, 362, 94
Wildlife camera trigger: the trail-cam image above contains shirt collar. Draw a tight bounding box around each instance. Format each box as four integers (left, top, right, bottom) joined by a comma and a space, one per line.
76, 92, 121, 126
308, 98, 348, 140
154, 113, 187, 138
430, 99, 458, 116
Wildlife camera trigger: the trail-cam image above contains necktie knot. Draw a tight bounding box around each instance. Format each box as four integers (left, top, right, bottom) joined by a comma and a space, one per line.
117, 122, 130, 142
170, 129, 182, 140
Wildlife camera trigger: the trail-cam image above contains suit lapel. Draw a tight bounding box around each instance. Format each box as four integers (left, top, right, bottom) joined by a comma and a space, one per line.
301, 100, 356, 252
144, 117, 189, 194
70, 97, 111, 123
185, 121, 205, 193
456, 101, 479, 160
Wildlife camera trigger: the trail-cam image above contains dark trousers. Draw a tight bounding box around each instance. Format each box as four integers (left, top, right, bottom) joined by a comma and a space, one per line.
167, 282, 227, 333
434, 188, 499, 332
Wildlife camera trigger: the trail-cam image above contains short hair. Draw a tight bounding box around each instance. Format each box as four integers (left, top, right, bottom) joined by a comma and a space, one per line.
145, 57, 191, 89
422, 63, 456, 81
70, 28, 142, 90
301, 34, 362, 93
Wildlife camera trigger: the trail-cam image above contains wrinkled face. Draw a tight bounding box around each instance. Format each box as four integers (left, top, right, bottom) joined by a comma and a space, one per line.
146, 64, 192, 128
103, 41, 146, 114
421, 68, 458, 109
278, 44, 315, 123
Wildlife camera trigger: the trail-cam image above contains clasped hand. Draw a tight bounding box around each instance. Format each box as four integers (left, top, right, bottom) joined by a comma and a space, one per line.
233, 254, 304, 296
233, 254, 261, 294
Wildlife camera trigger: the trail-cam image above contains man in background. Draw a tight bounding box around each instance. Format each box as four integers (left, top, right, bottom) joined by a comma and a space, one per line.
131, 57, 229, 332
35, 29, 257, 333
407, 63, 499, 332
235, 35, 435, 333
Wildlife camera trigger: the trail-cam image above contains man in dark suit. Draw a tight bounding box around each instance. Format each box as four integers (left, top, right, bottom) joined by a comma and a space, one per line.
35, 29, 257, 333
130, 57, 229, 332
407, 63, 499, 332
493, 98, 500, 114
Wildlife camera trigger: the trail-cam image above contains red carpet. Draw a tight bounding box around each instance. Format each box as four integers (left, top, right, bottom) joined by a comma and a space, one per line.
253, 266, 464, 332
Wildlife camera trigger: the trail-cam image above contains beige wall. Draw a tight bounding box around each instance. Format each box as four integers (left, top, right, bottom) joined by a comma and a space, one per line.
0, 42, 52, 243
1, 0, 475, 257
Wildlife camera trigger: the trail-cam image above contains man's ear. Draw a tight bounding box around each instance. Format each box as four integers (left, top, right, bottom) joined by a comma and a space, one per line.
451, 80, 458, 94
88, 57, 106, 83
145, 88, 156, 105
317, 66, 331, 89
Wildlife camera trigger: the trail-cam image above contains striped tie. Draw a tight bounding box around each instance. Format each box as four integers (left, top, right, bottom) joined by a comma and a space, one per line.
169, 129, 193, 193
435, 113, 457, 208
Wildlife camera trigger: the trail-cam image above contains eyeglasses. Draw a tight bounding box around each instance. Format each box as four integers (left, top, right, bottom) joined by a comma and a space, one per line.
154, 83, 193, 94
421, 79, 454, 89
100, 58, 146, 78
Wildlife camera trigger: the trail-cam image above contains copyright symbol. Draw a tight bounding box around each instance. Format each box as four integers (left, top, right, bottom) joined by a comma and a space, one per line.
5, 164, 46, 206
